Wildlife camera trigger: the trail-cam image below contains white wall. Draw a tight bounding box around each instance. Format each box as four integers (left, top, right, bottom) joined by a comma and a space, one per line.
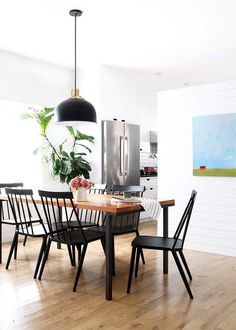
0, 50, 72, 242
0, 50, 72, 105
157, 80, 236, 257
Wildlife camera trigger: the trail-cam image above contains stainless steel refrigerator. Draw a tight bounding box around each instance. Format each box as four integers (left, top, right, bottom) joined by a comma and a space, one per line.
102, 120, 140, 191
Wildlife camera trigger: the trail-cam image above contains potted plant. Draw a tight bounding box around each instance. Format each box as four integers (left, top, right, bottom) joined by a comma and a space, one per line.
20, 107, 95, 185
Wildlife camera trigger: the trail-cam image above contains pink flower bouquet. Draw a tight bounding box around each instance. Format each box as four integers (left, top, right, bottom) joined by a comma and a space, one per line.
69, 176, 94, 190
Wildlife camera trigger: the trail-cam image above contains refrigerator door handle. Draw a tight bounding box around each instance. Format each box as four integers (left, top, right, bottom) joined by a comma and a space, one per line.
124, 136, 128, 175
120, 136, 124, 175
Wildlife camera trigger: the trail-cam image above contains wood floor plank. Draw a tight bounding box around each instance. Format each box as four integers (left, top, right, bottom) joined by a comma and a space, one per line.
0, 221, 235, 330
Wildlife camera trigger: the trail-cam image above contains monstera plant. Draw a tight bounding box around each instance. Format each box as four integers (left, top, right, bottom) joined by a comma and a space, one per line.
20, 107, 94, 184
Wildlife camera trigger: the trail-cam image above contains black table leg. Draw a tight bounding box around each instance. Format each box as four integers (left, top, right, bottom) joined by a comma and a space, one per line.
163, 206, 168, 274
106, 213, 113, 300
0, 201, 2, 263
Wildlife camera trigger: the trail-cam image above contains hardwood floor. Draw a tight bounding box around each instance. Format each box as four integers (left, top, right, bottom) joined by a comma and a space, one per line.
0, 221, 235, 330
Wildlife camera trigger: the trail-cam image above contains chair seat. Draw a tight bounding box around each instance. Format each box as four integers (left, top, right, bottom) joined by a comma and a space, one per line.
90, 225, 137, 235
51, 229, 104, 245
2, 217, 41, 226
17, 223, 47, 237
1, 218, 16, 225
68, 220, 98, 228
132, 235, 183, 251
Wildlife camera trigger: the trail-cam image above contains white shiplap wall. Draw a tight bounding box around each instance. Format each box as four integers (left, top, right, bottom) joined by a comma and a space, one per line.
157, 80, 236, 257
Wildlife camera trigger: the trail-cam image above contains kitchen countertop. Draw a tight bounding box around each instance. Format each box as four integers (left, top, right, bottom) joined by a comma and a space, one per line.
140, 174, 157, 178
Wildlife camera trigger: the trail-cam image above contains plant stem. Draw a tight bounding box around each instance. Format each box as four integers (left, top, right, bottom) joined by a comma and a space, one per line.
72, 137, 76, 152
44, 134, 61, 160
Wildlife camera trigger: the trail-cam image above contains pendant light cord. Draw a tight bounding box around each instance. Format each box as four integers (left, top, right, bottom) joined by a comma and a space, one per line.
74, 14, 77, 90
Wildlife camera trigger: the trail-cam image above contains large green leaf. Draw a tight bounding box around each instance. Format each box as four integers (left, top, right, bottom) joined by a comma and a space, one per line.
66, 126, 76, 138
67, 127, 95, 143
76, 143, 92, 153
20, 107, 54, 136
33, 145, 48, 155
75, 131, 95, 143
61, 151, 69, 159
20, 113, 34, 120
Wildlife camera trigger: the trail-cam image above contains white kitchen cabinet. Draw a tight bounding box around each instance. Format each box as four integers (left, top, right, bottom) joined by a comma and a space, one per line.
140, 177, 158, 199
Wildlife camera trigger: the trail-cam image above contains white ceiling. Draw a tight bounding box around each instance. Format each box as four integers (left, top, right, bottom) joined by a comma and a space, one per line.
1, 0, 236, 90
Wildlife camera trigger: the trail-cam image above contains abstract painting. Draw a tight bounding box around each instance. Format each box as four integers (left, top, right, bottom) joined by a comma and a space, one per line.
193, 113, 236, 176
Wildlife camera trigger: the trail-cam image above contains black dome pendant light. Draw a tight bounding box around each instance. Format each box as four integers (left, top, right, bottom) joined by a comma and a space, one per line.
55, 9, 97, 125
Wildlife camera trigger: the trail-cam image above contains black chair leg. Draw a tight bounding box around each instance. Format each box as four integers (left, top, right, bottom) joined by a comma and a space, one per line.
127, 246, 136, 294
136, 231, 145, 265
38, 239, 52, 280
179, 250, 192, 280
14, 232, 19, 260
73, 244, 87, 292
172, 251, 193, 299
34, 235, 47, 279
100, 237, 106, 256
6, 232, 18, 269
76, 245, 80, 261
135, 248, 141, 278
67, 245, 75, 267
140, 249, 145, 265
23, 235, 27, 246
44, 239, 51, 261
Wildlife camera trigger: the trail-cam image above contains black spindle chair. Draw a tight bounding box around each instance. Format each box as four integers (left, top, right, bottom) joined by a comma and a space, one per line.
68, 184, 107, 264
37, 190, 105, 292
0, 182, 24, 222
89, 184, 107, 195
78, 184, 107, 228
92, 184, 145, 276
0, 182, 27, 257
127, 190, 197, 299
5, 188, 48, 278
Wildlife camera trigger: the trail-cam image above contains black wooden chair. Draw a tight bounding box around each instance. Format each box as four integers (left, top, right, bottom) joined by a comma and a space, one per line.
5, 188, 48, 278
69, 184, 107, 229
69, 184, 107, 264
0, 183, 24, 219
0, 182, 26, 260
0, 182, 24, 229
92, 184, 145, 275
78, 183, 107, 228
127, 190, 197, 299
37, 190, 105, 292
89, 184, 107, 195
111, 184, 144, 197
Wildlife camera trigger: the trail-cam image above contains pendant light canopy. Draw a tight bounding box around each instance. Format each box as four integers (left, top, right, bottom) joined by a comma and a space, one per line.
55, 9, 97, 126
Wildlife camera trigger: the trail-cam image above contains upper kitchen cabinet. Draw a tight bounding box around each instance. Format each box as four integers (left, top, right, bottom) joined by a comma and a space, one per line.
101, 85, 137, 123
150, 130, 158, 154
137, 101, 151, 152
149, 102, 158, 132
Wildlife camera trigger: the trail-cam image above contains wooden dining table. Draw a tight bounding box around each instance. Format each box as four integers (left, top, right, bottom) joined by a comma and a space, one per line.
0, 193, 175, 300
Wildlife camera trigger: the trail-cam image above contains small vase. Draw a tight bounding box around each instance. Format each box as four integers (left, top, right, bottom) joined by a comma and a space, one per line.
75, 187, 88, 202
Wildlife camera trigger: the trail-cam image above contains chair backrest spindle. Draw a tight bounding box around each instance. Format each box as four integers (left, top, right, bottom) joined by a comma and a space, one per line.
173, 190, 197, 249
0, 182, 24, 220
5, 188, 46, 236
38, 190, 87, 244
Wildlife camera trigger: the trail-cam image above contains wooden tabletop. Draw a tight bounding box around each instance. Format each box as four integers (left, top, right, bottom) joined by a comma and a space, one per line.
0, 193, 175, 214
159, 199, 175, 208
74, 194, 144, 214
